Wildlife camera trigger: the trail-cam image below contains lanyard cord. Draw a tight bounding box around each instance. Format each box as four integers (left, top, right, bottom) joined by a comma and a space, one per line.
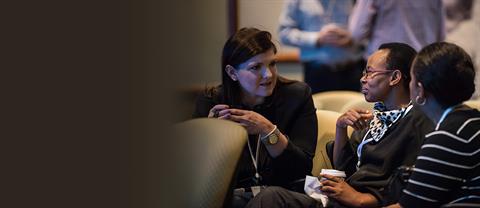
435, 106, 455, 130
356, 104, 413, 169
246, 135, 262, 181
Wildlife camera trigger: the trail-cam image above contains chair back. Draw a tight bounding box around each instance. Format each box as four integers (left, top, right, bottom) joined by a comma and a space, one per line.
312, 91, 365, 112
464, 99, 480, 110
312, 110, 354, 176
340, 97, 374, 113
312, 110, 341, 176
173, 118, 247, 208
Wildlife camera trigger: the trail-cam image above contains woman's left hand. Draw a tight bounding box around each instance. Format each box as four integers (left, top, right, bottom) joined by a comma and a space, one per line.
320, 174, 377, 207
223, 108, 275, 136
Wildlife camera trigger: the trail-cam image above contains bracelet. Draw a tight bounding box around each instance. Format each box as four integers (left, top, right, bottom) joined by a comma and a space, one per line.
261, 125, 277, 140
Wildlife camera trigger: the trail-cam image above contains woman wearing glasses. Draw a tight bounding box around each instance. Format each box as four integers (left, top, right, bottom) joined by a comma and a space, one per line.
245, 43, 433, 208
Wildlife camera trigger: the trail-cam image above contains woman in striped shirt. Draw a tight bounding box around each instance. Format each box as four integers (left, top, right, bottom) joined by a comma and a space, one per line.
391, 42, 480, 207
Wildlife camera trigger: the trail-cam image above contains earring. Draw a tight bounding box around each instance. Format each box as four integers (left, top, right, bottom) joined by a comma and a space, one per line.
415, 95, 426, 106
231, 77, 237, 81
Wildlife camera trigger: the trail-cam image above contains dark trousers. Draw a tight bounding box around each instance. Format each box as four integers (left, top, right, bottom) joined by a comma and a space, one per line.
244, 186, 322, 208
303, 59, 365, 94
244, 186, 350, 208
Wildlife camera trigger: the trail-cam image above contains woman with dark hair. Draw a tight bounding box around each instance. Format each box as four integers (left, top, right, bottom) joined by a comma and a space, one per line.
390, 42, 480, 207
193, 27, 317, 207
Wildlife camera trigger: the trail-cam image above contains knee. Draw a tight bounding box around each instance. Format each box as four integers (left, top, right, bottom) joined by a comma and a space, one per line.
246, 186, 287, 207
261, 186, 286, 195
255, 186, 288, 201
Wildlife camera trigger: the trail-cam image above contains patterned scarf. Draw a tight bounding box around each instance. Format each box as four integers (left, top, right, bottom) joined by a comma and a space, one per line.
368, 102, 412, 142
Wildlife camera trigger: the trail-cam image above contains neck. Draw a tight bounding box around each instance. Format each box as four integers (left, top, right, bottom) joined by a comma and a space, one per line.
421, 98, 448, 124
241, 91, 264, 108
383, 87, 411, 110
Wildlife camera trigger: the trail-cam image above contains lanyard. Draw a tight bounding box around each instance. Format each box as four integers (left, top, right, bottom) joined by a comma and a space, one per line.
247, 135, 262, 182
435, 106, 455, 130
356, 104, 413, 169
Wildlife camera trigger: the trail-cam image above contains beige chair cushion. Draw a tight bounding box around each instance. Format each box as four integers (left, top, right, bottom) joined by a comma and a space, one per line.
173, 118, 247, 208
340, 97, 374, 113
464, 99, 480, 110
312, 110, 353, 176
312, 91, 365, 112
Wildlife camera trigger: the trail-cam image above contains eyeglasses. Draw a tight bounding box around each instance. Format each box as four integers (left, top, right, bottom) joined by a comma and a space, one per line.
362, 67, 394, 79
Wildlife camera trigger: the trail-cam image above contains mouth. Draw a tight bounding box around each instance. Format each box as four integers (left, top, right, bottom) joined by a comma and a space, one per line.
361, 88, 368, 95
259, 81, 273, 87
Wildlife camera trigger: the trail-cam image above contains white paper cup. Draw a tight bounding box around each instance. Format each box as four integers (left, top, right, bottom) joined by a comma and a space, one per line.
320, 169, 346, 181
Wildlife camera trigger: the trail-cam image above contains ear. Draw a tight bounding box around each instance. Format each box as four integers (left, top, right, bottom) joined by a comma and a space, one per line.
225, 65, 238, 81
389, 70, 402, 86
417, 82, 425, 99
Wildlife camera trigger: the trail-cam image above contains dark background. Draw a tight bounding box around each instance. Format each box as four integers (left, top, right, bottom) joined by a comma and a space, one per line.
2, 0, 200, 207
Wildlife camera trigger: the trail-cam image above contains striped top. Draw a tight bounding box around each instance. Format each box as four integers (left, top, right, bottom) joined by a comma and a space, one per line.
399, 105, 480, 207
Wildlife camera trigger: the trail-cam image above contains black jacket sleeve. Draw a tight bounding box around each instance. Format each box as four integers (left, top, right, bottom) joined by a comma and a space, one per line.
270, 83, 318, 185
334, 129, 365, 177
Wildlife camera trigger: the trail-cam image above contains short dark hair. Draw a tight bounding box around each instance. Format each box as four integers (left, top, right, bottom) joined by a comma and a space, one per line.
412, 42, 475, 108
378, 42, 417, 91
219, 27, 277, 105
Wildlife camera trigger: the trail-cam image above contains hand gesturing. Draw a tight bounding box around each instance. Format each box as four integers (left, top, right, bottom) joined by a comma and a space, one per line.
336, 109, 373, 130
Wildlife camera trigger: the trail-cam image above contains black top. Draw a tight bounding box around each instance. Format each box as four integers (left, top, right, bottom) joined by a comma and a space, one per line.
335, 105, 434, 206
193, 80, 318, 189
399, 105, 480, 208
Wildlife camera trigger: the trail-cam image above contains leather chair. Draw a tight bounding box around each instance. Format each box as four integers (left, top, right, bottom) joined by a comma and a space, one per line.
340, 97, 374, 113
312, 110, 354, 176
312, 91, 365, 112
173, 118, 247, 208
464, 99, 480, 110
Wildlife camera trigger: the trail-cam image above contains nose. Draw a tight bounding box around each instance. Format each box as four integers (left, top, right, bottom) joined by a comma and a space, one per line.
360, 74, 367, 84
263, 66, 273, 78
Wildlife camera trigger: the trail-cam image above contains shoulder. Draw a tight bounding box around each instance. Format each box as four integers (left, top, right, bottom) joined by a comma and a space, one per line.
275, 78, 312, 100
394, 105, 434, 132
196, 85, 221, 102
193, 85, 222, 118
426, 106, 480, 146
442, 106, 480, 133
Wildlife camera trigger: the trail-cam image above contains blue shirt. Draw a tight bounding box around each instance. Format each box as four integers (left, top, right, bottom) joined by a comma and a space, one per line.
278, 0, 362, 65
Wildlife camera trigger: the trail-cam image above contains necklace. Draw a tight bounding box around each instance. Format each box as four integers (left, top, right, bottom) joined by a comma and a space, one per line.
246, 135, 261, 184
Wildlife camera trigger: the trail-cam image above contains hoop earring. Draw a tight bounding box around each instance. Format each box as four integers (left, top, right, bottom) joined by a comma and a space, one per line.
415, 95, 426, 106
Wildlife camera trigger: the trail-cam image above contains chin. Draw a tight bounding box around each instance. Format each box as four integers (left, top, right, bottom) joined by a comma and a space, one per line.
364, 94, 377, 103
257, 86, 274, 96
256, 91, 272, 97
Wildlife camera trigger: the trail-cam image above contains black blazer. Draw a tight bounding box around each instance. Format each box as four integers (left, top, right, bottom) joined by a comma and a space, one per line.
193, 80, 318, 189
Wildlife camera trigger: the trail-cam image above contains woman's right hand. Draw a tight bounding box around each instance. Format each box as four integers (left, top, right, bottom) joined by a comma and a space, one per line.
336, 109, 373, 130
208, 104, 230, 118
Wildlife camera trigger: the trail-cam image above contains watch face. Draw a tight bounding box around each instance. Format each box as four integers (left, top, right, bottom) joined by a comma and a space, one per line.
268, 133, 278, 145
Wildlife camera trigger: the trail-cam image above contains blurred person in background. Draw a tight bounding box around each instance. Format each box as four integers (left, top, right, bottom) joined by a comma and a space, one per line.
443, 0, 474, 33
278, 0, 364, 93
447, 0, 480, 99
349, 0, 445, 59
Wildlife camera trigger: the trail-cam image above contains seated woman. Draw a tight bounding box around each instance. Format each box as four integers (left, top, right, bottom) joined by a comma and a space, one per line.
193, 27, 317, 207
389, 42, 480, 207
245, 43, 433, 208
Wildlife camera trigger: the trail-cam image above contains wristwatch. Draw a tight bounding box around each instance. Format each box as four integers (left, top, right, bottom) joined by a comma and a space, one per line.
261, 127, 280, 145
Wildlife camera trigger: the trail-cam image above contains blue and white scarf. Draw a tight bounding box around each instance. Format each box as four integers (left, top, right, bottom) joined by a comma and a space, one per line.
356, 102, 413, 169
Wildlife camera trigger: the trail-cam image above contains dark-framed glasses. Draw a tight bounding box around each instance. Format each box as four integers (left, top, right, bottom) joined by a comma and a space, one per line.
362, 67, 394, 79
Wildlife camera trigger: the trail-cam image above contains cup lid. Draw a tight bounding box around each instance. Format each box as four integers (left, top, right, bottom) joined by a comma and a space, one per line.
321, 169, 346, 178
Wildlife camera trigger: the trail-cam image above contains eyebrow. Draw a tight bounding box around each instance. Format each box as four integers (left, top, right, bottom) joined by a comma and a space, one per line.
246, 62, 261, 67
